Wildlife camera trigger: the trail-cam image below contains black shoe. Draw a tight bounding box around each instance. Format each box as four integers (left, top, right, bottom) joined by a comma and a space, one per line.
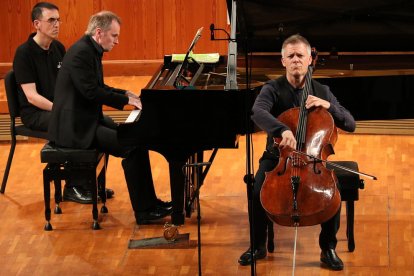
99, 187, 115, 199
156, 198, 172, 209
63, 186, 94, 204
135, 205, 173, 224
238, 247, 267, 266
320, 249, 344, 271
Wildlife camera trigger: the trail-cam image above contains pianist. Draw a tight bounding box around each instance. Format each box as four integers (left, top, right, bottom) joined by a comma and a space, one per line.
239, 34, 356, 270
48, 11, 172, 224
12, 1, 118, 204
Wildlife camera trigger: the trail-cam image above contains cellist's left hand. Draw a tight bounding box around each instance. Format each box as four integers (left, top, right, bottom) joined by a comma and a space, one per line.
305, 95, 330, 110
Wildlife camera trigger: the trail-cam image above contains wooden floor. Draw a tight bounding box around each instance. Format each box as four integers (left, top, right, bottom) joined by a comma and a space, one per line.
1, 132, 414, 275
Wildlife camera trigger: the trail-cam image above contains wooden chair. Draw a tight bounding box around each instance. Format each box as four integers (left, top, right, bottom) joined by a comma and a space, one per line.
1, 70, 49, 194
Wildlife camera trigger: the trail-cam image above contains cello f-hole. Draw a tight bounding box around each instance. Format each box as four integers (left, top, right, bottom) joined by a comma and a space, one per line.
313, 159, 321, 174
277, 156, 291, 175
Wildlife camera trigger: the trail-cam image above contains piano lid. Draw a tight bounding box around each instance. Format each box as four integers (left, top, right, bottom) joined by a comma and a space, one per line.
228, 0, 414, 52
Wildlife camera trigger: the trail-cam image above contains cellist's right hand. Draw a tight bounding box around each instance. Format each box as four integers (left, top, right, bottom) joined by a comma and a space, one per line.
279, 130, 297, 150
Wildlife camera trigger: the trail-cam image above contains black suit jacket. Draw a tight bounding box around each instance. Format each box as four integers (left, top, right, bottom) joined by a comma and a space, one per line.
49, 35, 128, 149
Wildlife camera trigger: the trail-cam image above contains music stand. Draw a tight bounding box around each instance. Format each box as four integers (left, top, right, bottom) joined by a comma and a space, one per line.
173, 27, 204, 88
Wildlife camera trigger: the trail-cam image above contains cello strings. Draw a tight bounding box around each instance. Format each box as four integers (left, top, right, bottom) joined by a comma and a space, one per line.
291, 66, 312, 274
293, 65, 313, 201
289, 65, 312, 224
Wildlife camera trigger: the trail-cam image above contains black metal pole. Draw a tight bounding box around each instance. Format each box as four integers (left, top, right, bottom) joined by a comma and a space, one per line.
184, 162, 211, 275
196, 165, 202, 276
242, 30, 257, 276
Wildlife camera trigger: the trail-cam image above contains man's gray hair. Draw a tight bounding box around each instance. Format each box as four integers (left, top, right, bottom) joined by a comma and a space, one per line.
281, 34, 311, 56
85, 11, 121, 36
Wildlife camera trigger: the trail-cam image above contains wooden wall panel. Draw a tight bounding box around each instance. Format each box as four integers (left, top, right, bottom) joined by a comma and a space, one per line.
58, 0, 95, 47
1, 0, 35, 62
1, 0, 230, 65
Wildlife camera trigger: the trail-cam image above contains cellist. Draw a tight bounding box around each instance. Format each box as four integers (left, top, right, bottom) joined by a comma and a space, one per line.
238, 34, 356, 271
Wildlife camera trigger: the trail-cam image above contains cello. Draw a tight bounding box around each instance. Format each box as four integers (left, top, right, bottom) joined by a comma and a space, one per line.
260, 64, 342, 227
260, 49, 376, 228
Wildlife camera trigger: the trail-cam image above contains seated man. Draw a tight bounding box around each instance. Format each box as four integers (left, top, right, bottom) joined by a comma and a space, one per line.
48, 11, 172, 223
13, 1, 114, 203
238, 34, 356, 271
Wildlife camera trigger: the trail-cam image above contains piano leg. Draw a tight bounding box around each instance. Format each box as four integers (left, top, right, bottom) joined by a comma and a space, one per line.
168, 160, 186, 225
162, 150, 208, 226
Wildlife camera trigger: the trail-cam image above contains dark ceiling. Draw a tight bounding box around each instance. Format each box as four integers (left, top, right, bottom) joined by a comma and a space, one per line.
227, 0, 414, 52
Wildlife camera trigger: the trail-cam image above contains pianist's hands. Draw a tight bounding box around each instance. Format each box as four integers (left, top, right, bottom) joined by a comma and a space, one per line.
126, 91, 142, 110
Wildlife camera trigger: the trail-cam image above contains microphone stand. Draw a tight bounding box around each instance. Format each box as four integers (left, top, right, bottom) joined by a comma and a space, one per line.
211, 1, 256, 274
242, 38, 257, 276
182, 162, 212, 276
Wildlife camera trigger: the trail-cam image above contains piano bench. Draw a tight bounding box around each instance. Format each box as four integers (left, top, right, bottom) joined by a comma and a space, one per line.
40, 142, 108, 231
328, 161, 365, 252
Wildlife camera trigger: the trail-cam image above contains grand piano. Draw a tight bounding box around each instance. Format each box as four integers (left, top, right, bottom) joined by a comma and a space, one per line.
118, 0, 414, 225
118, 55, 258, 225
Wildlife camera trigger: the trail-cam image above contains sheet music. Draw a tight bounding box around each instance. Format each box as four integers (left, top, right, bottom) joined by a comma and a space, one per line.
125, 109, 141, 123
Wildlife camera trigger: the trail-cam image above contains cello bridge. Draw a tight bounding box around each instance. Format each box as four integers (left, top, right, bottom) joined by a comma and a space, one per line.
291, 155, 307, 167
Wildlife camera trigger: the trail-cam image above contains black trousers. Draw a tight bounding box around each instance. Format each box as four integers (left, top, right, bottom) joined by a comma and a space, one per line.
250, 151, 341, 250
21, 110, 51, 132
95, 115, 158, 212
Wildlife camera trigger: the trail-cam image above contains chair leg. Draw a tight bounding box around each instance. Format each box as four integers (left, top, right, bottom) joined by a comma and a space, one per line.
346, 200, 355, 252
98, 154, 108, 213
43, 166, 53, 231
267, 220, 275, 253
90, 169, 101, 230
54, 179, 62, 214
99, 179, 108, 214
1, 136, 17, 193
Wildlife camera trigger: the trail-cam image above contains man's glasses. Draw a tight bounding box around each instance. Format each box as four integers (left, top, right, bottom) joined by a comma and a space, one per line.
39, 17, 62, 26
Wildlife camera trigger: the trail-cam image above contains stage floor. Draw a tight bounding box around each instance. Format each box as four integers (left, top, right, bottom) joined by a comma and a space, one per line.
0, 132, 413, 275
